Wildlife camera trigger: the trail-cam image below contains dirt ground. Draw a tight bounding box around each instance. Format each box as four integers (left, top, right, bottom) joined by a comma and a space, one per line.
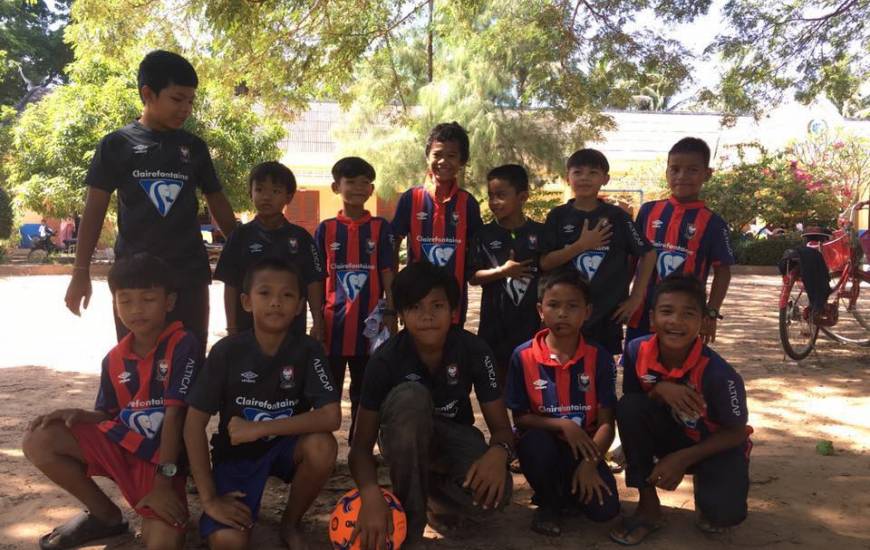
1, 273, 869, 549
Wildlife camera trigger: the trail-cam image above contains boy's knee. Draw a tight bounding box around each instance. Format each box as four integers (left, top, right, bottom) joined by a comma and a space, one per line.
696, 495, 747, 528
382, 382, 432, 420
616, 393, 655, 424
585, 495, 621, 523
208, 528, 248, 550
298, 432, 338, 469
142, 519, 185, 550
22, 424, 62, 463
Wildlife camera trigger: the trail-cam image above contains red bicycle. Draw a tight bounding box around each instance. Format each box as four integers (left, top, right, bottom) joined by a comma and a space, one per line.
778, 201, 870, 360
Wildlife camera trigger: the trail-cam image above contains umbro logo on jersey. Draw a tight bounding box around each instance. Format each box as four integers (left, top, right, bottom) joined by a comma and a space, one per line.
405, 373, 422, 382
241, 371, 258, 383
562, 224, 576, 234
641, 374, 658, 384
488, 240, 502, 250
117, 371, 132, 384
533, 379, 548, 390
132, 144, 150, 154
139, 179, 183, 217
652, 220, 664, 229
249, 243, 264, 253
416, 211, 429, 221
329, 242, 342, 251
338, 270, 368, 302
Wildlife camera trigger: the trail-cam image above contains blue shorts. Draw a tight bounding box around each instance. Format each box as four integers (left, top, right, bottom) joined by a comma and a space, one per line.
200, 436, 298, 539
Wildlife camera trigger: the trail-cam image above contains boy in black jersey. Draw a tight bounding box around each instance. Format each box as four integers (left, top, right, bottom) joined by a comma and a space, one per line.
469, 164, 544, 384
540, 149, 656, 355
349, 262, 515, 548
65, 50, 237, 352
214, 161, 326, 341
185, 258, 340, 549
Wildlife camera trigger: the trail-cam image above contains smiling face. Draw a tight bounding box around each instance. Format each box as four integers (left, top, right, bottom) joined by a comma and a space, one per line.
538, 282, 590, 339
333, 175, 374, 209
141, 83, 196, 130
487, 178, 527, 222
400, 287, 454, 349
114, 287, 176, 338
251, 177, 292, 218
241, 268, 304, 333
650, 290, 703, 353
567, 165, 610, 201
666, 152, 712, 202
427, 140, 464, 184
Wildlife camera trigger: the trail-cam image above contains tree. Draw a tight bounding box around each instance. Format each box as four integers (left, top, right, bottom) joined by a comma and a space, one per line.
708, 0, 869, 118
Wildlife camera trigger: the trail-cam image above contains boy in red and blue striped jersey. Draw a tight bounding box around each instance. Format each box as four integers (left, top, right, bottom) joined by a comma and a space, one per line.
627, 137, 735, 346
24, 254, 201, 550
505, 269, 619, 537
315, 157, 396, 440
391, 122, 484, 326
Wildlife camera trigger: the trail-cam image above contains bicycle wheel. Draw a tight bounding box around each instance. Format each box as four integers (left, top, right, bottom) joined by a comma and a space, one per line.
779, 273, 819, 360
819, 276, 870, 346
850, 268, 870, 331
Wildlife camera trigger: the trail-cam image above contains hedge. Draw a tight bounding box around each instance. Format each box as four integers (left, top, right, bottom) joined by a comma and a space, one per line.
733, 235, 803, 266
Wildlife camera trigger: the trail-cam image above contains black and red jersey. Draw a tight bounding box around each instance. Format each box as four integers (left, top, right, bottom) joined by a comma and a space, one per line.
315, 211, 394, 357
391, 183, 483, 324
622, 334, 751, 448
629, 197, 735, 329
94, 321, 201, 463
504, 330, 616, 435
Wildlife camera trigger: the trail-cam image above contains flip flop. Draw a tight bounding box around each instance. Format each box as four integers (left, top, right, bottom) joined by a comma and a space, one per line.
696, 516, 729, 535
39, 511, 129, 550
608, 515, 663, 546
531, 507, 561, 537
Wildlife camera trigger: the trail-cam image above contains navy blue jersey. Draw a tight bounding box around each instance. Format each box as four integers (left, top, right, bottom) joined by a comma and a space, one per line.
214, 218, 325, 335
85, 121, 221, 285
469, 220, 544, 366
95, 322, 201, 463
505, 330, 616, 435
315, 212, 394, 357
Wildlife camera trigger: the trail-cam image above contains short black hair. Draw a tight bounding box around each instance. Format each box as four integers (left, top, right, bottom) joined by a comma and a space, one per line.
425, 122, 470, 164
108, 253, 175, 294
249, 161, 297, 195
652, 274, 706, 312
392, 262, 460, 313
566, 148, 609, 173
332, 156, 376, 182
137, 50, 198, 101
487, 164, 529, 194
537, 268, 591, 304
241, 257, 305, 298
668, 137, 711, 167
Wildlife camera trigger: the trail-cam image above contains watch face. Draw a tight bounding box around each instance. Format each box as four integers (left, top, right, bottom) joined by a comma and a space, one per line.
159, 463, 178, 477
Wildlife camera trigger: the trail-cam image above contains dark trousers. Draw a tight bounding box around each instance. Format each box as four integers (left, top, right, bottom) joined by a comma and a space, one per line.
516, 428, 620, 521
329, 355, 367, 442
378, 382, 513, 540
114, 284, 209, 359
617, 393, 749, 528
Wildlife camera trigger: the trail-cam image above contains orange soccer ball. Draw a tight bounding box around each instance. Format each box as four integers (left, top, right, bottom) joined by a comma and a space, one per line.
328, 487, 407, 550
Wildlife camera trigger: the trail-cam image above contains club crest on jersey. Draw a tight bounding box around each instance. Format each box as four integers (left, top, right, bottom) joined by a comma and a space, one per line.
179, 145, 190, 163
288, 238, 299, 254
451, 211, 460, 225
121, 407, 164, 439
156, 359, 169, 382
506, 276, 531, 306
422, 243, 456, 267
685, 223, 697, 239
574, 251, 606, 280
416, 211, 428, 221
338, 270, 369, 302
280, 366, 295, 389
528, 234, 538, 249
366, 239, 376, 254
578, 373, 590, 391
446, 364, 459, 385
139, 179, 183, 217
657, 251, 687, 277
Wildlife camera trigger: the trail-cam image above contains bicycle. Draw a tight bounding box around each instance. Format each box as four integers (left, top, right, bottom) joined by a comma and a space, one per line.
778, 201, 870, 360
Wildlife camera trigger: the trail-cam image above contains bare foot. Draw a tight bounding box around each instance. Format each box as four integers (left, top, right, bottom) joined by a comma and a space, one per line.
280, 525, 309, 550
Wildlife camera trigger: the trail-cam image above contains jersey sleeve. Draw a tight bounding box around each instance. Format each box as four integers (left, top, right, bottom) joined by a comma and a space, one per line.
466, 195, 484, 239
619, 209, 652, 257
470, 338, 502, 404
164, 332, 201, 406
359, 353, 392, 412
708, 215, 736, 267
378, 221, 395, 271
84, 135, 122, 193
314, 222, 329, 275
195, 140, 222, 194
185, 342, 228, 415
596, 350, 617, 409
704, 364, 748, 429
539, 207, 560, 255
213, 229, 243, 287
94, 355, 120, 414
303, 343, 340, 408
620, 340, 643, 394
391, 190, 412, 239
503, 349, 530, 413
301, 231, 326, 283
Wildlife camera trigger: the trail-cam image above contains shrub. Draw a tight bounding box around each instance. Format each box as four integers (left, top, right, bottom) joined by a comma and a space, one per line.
733, 234, 803, 266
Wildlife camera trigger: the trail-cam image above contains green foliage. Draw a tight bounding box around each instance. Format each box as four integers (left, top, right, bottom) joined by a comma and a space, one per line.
0, 183, 12, 239
708, 1, 869, 118
732, 234, 803, 266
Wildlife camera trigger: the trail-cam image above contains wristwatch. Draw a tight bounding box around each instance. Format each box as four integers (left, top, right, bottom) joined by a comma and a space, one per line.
490, 441, 515, 462
156, 463, 178, 478
705, 306, 724, 320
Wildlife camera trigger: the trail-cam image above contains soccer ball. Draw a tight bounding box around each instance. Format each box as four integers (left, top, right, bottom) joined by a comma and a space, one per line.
328, 487, 407, 550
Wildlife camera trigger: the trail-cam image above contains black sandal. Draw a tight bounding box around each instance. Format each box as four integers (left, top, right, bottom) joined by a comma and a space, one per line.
39, 511, 129, 550
531, 507, 561, 537
608, 515, 663, 546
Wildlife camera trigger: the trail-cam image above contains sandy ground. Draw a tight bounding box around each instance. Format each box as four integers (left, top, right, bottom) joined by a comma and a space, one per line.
1, 274, 869, 549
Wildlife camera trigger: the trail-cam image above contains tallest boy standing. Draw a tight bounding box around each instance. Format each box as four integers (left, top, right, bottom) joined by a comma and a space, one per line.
64, 50, 237, 351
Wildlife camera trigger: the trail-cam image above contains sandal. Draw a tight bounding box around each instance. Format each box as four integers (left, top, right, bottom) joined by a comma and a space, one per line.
697, 516, 729, 535
39, 511, 129, 550
608, 515, 663, 546
531, 507, 561, 537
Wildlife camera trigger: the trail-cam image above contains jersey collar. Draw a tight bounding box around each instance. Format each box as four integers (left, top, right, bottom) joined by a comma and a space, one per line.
530, 328, 588, 369
253, 215, 290, 231
668, 196, 705, 210
117, 320, 184, 360
639, 335, 704, 379
425, 178, 459, 204
336, 210, 372, 225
